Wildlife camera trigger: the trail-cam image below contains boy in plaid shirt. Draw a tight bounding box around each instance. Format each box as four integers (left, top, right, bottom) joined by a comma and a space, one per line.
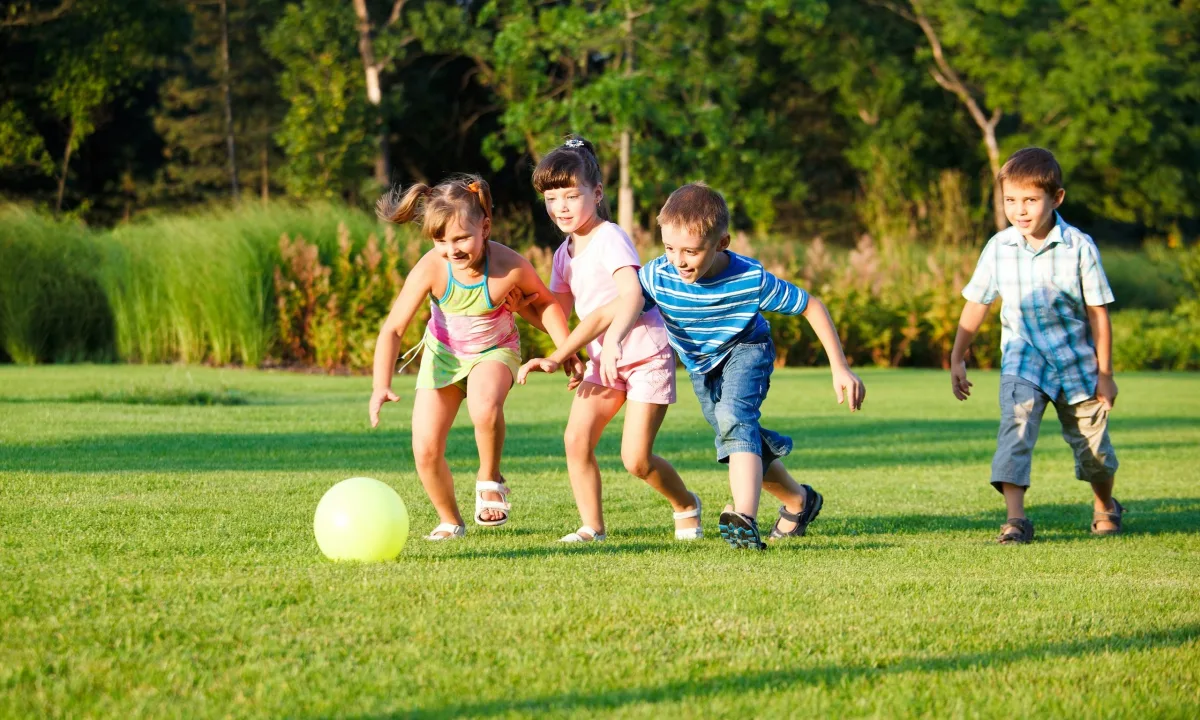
951, 148, 1121, 544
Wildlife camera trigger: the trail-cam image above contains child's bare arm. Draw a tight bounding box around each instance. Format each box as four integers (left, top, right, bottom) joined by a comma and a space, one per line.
597, 267, 649, 384
370, 254, 435, 427
1087, 303, 1117, 409
949, 301, 991, 401
802, 296, 865, 411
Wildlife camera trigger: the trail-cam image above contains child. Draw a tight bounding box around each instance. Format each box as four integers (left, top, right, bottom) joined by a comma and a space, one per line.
523, 136, 701, 543
369, 175, 573, 540
521, 183, 865, 550
950, 147, 1121, 544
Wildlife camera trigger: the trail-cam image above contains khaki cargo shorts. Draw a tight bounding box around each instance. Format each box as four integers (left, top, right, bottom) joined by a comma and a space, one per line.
990, 375, 1118, 491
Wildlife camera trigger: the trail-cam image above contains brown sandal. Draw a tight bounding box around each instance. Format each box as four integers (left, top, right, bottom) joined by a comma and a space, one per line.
997, 518, 1034, 544
1092, 498, 1124, 536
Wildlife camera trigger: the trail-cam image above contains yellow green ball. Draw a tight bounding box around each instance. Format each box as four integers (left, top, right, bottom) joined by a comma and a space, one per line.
313, 477, 409, 561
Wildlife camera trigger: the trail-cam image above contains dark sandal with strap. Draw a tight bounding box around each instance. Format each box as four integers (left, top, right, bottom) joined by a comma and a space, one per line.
1092, 498, 1124, 536
718, 510, 766, 550
769, 484, 824, 539
997, 517, 1034, 544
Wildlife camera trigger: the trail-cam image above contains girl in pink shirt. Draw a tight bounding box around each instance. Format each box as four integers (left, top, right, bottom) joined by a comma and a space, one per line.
519, 137, 701, 543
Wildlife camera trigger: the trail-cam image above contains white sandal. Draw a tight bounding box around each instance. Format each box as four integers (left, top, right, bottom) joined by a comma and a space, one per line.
474, 480, 511, 527
425, 523, 465, 541
674, 492, 703, 540
560, 525, 606, 543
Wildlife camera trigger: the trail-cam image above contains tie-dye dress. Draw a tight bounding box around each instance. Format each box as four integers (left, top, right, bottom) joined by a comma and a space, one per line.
412, 257, 522, 392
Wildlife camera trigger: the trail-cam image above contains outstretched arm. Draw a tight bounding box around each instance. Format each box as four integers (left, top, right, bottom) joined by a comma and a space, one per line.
370, 255, 435, 427
949, 300, 991, 401
802, 296, 865, 411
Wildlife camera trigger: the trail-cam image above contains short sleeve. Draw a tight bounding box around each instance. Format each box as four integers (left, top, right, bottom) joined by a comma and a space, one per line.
548, 240, 571, 293
637, 263, 658, 311
596, 225, 642, 276
962, 238, 999, 305
1079, 239, 1115, 306
759, 270, 809, 315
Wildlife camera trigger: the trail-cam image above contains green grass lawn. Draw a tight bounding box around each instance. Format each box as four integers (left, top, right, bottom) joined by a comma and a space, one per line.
1, 365, 1198, 718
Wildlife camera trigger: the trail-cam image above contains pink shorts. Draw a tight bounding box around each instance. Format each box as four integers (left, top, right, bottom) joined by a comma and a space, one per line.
581, 350, 677, 405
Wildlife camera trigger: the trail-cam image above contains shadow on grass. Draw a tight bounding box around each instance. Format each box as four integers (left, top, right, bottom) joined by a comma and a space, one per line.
822, 497, 1200, 539
2, 415, 1196, 474
373, 623, 1200, 719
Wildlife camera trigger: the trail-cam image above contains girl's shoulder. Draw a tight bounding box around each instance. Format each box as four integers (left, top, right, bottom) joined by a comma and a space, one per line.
486, 241, 533, 274
592, 221, 635, 248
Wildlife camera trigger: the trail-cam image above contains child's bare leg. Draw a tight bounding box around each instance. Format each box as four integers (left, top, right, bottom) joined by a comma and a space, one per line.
466, 362, 514, 522
727, 452, 764, 517
411, 387, 466, 533
1090, 475, 1118, 532
1001, 482, 1027, 519
621, 400, 697, 531
563, 383, 625, 534
762, 459, 810, 533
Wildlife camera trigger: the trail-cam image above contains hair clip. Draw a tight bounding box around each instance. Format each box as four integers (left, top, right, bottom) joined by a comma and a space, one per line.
564, 139, 585, 148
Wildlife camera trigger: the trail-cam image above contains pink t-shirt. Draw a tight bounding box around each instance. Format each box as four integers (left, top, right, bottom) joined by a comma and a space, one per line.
549, 222, 670, 366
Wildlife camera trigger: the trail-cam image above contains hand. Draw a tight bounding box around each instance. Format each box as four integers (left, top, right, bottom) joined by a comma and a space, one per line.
599, 340, 621, 387
561, 354, 585, 391
369, 387, 400, 428
832, 365, 865, 412
503, 286, 539, 314
951, 360, 973, 401
1096, 373, 1118, 411
517, 357, 560, 384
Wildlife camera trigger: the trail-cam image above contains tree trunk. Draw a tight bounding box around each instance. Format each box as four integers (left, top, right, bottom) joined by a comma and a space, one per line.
982, 122, 1004, 231
617, 5, 635, 236
261, 139, 269, 205
219, 0, 239, 201
55, 117, 75, 213
352, 0, 389, 187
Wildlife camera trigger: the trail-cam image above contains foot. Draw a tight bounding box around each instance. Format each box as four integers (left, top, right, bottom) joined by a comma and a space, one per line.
718, 505, 766, 550
1092, 498, 1124, 535
425, 522, 466, 541
560, 525, 606, 543
773, 484, 815, 535
997, 517, 1034, 544
475, 477, 510, 525
673, 492, 702, 540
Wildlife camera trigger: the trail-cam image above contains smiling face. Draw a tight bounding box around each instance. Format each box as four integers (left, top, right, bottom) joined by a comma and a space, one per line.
1002, 180, 1065, 241
661, 224, 730, 283
543, 183, 602, 236
434, 213, 489, 273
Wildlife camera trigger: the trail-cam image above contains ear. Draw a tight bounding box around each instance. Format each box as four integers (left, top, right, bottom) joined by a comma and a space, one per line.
594, 183, 604, 202
480, 216, 492, 241
1051, 188, 1065, 209
716, 233, 732, 251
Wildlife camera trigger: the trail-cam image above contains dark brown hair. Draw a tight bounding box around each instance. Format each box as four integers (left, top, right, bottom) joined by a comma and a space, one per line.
531, 136, 611, 221
657, 182, 730, 243
997, 147, 1063, 195
375, 174, 493, 240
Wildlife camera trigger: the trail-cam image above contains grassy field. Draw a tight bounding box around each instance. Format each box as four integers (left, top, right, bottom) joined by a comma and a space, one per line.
1, 365, 1198, 718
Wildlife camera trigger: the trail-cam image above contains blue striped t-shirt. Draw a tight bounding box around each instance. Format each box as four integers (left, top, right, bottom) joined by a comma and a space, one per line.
638, 252, 809, 373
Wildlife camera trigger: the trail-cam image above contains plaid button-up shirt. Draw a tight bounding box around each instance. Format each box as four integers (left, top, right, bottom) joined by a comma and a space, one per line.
962, 213, 1115, 405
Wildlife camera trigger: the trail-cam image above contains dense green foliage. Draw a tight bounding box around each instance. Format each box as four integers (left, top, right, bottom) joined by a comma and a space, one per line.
4, 202, 1199, 371
1, 1, 1196, 243
1, 366, 1198, 717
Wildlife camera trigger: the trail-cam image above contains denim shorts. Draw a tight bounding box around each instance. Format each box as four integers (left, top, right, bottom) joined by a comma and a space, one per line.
689, 338, 793, 466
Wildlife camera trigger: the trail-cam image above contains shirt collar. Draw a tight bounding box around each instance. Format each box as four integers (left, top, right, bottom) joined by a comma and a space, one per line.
998, 212, 1068, 251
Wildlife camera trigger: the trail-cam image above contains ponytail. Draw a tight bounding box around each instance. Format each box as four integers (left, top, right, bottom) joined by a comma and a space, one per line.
376, 183, 433, 224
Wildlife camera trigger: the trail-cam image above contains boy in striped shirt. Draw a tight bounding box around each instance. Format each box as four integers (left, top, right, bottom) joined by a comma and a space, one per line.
951, 148, 1121, 545
520, 183, 865, 549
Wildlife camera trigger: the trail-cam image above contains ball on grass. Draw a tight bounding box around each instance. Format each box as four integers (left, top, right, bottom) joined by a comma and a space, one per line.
313, 477, 409, 561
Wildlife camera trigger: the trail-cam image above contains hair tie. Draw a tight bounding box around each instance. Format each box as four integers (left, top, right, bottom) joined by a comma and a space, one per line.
564, 139, 585, 149
466, 181, 491, 222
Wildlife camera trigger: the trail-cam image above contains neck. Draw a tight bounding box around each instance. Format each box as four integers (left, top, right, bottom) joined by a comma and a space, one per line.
1024, 214, 1056, 247
701, 250, 730, 279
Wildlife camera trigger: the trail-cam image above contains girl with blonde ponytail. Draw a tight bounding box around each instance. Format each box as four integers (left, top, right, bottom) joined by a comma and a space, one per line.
368, 174, 577, 540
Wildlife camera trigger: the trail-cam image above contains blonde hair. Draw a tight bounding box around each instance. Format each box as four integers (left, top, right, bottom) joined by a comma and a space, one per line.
657, 183, 729, 243
375, 174, 493, 239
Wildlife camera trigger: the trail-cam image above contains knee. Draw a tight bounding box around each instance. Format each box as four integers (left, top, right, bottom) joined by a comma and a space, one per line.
563, 427, 593, 462
469, 402, 503, 430
412, 435, 445, 468
622, 452, 653, 479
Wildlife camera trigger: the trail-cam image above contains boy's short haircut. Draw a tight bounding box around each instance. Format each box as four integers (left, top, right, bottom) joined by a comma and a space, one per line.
657, 183, 730, 243
997, 147, 1063, 195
